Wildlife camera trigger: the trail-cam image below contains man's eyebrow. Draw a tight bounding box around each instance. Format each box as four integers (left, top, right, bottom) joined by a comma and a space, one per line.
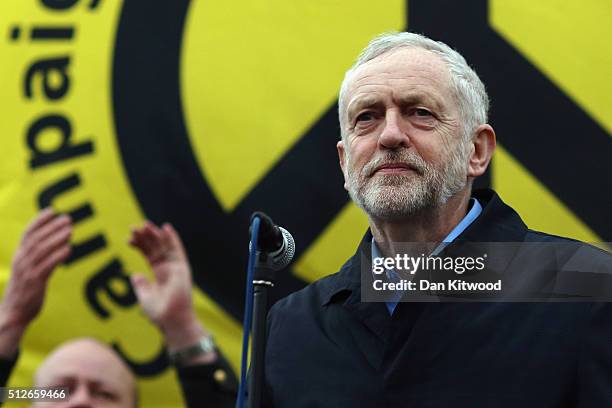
346, 96, 383, 118
45, 374, 75, 382
346, 93, 446, 120
396, 93, 444, 110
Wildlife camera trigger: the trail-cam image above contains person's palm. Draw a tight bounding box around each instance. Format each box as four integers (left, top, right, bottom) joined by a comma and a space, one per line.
129, 222, 195, 330
0, 209, 72, 357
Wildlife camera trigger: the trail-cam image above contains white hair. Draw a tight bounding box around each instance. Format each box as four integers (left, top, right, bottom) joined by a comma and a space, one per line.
338, 32, 489, 142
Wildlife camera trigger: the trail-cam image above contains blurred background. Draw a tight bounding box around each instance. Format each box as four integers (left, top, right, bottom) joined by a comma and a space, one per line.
0, 0, 610, 406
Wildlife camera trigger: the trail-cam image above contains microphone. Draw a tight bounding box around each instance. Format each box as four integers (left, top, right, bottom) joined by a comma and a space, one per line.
250, 211, 295, 271
245, 212, 295, 408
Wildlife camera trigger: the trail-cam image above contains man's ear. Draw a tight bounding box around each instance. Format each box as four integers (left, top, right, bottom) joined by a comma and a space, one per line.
467, 124, 496, 178
337, 140, 349, 191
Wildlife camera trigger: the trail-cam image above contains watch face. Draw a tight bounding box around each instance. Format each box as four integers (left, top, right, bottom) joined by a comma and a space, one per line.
201, 337, 216, 353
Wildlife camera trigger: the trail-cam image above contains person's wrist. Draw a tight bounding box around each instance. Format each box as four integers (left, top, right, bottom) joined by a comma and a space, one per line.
0, 304, 29, 357
0, 303, 30, 332
161, 312, 206, 352
168, 335, 218, 366
161, 315, 219, 366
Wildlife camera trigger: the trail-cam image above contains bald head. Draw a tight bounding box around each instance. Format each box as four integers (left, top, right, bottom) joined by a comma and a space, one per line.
33, 338, 137, 408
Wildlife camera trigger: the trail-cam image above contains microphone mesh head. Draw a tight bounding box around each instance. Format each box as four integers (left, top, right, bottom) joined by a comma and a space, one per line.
273, 227, 295, 271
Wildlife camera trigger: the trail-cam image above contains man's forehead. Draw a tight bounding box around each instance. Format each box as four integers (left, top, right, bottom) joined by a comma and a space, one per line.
41, 372, 109, 387
343, 48, 452, 107
35, 341, 133, 389
37, 363, 130, 391
357, 47, 446, 73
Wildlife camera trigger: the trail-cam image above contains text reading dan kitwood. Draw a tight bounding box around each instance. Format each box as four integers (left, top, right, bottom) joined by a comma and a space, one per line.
372, 254, 502, 292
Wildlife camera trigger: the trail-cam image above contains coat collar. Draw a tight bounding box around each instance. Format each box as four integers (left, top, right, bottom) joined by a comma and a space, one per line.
320, 189, 529, 307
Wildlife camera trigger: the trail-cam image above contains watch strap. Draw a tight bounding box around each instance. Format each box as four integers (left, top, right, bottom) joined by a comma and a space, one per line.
168, 335, 215, 366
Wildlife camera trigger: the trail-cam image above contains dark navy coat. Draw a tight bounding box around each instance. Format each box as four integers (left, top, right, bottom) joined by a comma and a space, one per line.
263, 190, 612, 407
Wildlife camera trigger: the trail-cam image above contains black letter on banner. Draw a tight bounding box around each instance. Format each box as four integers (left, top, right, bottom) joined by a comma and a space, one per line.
86, 258, 137, 318
65, 234, 107, 264
41, 0, 100, 10
113, 342, 169, 377
24, 56, 70, 99
27, 114, 94, 169
38, 172, 94, 223
38, 172, 106, 263
40, 0, 80, 10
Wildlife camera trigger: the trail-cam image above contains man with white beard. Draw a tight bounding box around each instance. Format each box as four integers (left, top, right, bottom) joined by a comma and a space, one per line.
261, 32, 612, 407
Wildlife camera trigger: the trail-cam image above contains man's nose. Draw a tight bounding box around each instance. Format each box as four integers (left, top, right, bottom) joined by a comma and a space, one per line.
65, 385, 93, 408
378, 110, 410, 150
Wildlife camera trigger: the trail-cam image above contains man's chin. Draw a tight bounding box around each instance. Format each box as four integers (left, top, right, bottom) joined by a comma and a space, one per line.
369, 173, 419, 187
365, 182, 425, 199
362, 202, 425, 220
357, 188, 435, 219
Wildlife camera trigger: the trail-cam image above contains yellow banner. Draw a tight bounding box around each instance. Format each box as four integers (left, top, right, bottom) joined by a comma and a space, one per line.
0, 1, 608, 407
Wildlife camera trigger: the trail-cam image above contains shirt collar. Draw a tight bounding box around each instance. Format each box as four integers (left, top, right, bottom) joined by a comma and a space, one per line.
321, 190, 528, 307
371, 198, 482, 260
369, 199, 482, 313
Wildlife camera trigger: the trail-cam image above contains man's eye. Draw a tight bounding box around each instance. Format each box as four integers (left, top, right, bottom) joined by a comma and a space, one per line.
92, 389, 117, 400
355, 112, 374, 122
414, 108, 432, 117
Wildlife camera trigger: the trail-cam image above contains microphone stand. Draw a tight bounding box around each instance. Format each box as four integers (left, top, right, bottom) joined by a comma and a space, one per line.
248, 254, 275, 408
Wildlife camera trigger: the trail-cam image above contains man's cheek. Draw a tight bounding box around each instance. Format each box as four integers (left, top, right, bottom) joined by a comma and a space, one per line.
436, 120, 462, 146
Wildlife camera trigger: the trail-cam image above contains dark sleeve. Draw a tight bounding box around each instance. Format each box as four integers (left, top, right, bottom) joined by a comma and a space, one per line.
0, 354, 18, 406
176, 349, 238, 408
576, 303, 612, 407
0, 355, 17, 388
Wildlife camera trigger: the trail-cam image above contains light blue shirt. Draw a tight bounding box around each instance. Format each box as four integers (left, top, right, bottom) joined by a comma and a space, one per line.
372, 198, 483, 314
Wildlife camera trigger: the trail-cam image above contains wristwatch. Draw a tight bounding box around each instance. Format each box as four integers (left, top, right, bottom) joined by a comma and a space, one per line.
168, 335, 216, 366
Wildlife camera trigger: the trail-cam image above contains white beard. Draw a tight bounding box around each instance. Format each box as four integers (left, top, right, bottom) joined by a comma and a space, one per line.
346, 146, 468, 219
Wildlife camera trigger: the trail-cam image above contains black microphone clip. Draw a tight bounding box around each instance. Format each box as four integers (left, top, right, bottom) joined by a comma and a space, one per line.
249, 211, 295, 278
251, 211, 283, 254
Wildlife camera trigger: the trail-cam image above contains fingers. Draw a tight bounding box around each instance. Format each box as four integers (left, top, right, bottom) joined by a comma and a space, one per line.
130, 221, 160, 251
5, 211, 73, 329
23, 214, 71, 252
162, 223, 187, 259
129, 228, 151, 260
130, 221, 186, 263
14, 211, 72, 280
29, 223, 72, 268
34, 243, 72, 279
143, 221, 165, 258
21, 208, 59, 241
